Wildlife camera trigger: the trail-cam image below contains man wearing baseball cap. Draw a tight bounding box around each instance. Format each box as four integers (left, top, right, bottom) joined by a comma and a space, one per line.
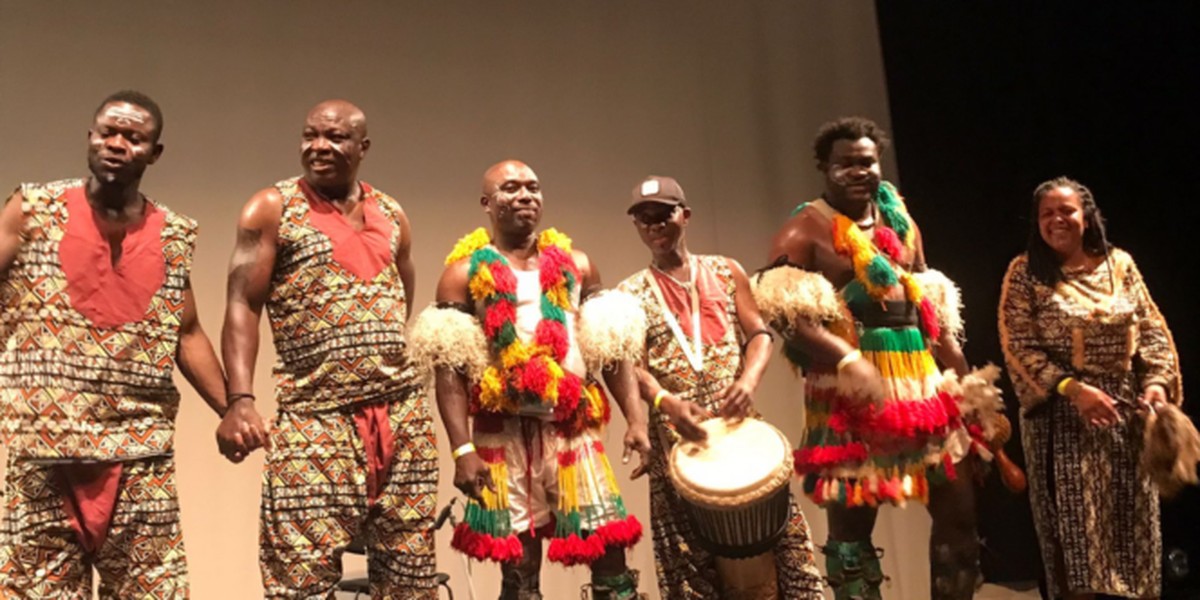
618, 176, 824, 599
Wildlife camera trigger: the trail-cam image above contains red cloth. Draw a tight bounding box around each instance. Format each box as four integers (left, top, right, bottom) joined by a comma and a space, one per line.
648, 261, 729, 344
299, 179, 394, 281
59, 186, 166, 329
353, 403, 395, 504
61, 463, 123, 554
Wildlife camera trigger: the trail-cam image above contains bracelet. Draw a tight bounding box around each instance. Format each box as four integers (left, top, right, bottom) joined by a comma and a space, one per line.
451, 442, 476, 460
836, 349, 861, 372
227, 392, 256, 403
744, 329, 775, 345
653, 389, 669, 411
1056, 377, 1076, 397
435, 300, 474, 315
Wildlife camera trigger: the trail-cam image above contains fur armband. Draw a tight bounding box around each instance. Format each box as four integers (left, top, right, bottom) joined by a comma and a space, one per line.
408, 305, 489, 382
751, 265, 845, 333
913, 269, 964, 341
940, 364, 1007, 446
578, 290, 647, 372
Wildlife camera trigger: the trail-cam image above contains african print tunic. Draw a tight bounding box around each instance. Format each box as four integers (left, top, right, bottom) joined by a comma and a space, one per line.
1000, 249, 1180, 598
266, 177, 417, 414
0, 179, 196, 461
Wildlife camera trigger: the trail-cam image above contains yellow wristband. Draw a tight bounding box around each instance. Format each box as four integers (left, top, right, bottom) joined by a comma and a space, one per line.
451, 442, 476, 460
653, 389, 669, 411
1056, 377, 1075, 396
837, 349, 862, 372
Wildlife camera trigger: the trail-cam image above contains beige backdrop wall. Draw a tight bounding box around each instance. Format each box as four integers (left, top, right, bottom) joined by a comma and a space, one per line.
0, 1, 938, 598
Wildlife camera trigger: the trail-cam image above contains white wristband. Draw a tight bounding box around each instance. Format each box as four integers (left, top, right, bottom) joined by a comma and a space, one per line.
837, 349, 862, 372
451, 442, 476, 460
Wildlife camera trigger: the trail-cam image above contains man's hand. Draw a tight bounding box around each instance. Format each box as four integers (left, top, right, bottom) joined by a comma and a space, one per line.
454, 452, 495, 502
663, 395, 711, 442
717, 379, 754, 420
623, 420, 652, 479
216, 398, 270, 463
839, 355, 886, 410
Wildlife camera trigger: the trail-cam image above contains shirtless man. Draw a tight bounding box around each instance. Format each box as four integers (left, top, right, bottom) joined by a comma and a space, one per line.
764, 117, 978, 599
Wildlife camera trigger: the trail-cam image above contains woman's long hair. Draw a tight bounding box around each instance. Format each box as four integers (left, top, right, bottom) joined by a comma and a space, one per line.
1025, 176, 1112, 287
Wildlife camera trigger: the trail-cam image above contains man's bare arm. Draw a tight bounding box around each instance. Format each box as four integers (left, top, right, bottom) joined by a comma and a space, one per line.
433, 261, 474, 451
574, 249, 643, 423
221, 190, 281, 397
576, 249, 650, 469
729, 258, 772, 390
214, 190, 281, 461
395, 207, 416, 320
765, 216, 857, 365
0, 191, 26, 276
766, 215, 814, 267
433, 260, 497, 499
176, 281, 228, 417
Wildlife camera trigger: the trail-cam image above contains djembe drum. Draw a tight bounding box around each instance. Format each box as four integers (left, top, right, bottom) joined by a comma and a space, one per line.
668, 418, 794, 600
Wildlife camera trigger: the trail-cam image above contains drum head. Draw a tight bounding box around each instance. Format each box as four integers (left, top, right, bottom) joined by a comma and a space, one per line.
669, 418, 791, 502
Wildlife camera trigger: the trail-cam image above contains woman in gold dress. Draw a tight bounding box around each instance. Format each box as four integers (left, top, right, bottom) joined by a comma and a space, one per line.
999, 176, 1182, 599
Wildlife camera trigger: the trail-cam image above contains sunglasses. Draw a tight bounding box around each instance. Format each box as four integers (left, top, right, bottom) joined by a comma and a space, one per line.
631, 205, 680, 227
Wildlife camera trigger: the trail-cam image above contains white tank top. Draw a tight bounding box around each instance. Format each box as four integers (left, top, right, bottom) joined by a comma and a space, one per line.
512, 267, 587, 377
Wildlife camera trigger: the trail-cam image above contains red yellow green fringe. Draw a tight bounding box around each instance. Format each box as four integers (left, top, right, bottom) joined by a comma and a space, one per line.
451, 446, 523, 562
546, 440, 642, 566
447, 227, 608, 435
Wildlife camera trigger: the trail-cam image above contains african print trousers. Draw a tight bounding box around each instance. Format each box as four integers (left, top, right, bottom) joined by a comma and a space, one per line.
259, 391, 439, 600
0, 454, 188, 599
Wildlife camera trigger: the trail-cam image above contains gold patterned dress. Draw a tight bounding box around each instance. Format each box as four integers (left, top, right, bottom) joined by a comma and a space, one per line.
998, 248, 1182, 598
619, 255, 824, 600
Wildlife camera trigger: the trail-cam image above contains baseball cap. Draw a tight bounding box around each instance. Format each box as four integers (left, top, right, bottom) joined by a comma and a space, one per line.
628, 175, 686, 214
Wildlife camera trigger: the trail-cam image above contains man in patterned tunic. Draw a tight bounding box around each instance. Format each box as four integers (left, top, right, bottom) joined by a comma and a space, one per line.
0, 91, 230, 598
219, 99, 438, 598
616, 175, 825, 599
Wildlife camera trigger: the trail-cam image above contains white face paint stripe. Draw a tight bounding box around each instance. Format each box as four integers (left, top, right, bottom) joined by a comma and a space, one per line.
104, 105, 147, 127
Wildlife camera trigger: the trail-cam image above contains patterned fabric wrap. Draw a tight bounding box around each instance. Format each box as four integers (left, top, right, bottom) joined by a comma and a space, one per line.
266, 177, 418, 414
0, 455, 188, 598
0, 179, 195, 461
789, 188, 965, 507
1000, 250, 1179, 598
617, 256, 824, 599
259, 386, 438, 598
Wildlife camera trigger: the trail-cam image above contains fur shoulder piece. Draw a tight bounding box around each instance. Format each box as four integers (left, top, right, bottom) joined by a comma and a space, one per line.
751, 265, 844, 334
408, 305, 489, 382
913, 269, 964, 341
578, 290, 647, 372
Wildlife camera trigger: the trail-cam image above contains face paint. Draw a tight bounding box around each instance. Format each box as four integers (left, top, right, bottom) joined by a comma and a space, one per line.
828, 163, 880, 186
104, 106, 146, 127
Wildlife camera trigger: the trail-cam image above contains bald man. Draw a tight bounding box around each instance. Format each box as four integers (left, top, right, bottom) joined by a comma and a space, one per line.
414, 160, 650, 599
220, 100, 437, 598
